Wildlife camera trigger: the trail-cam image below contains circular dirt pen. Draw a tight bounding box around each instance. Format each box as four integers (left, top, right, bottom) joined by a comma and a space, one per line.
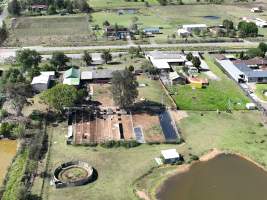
53, 161, 95, 188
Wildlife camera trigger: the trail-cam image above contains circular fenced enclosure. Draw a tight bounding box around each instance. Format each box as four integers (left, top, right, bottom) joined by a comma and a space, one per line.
53, 161, 95, 188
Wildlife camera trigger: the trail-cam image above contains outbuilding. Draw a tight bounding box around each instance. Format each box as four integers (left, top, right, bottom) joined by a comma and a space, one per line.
31, 71, 55, 92
161, 149, 180, 164
63, 67, 80, 86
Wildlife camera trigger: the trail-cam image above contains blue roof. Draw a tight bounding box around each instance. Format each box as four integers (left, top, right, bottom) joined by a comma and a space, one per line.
234, 63, 267, 78
143, 27, 160, 32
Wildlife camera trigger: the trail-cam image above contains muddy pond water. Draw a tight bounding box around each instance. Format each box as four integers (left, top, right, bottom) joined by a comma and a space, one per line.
0, 140, 17, 185
157, 154, 267, 200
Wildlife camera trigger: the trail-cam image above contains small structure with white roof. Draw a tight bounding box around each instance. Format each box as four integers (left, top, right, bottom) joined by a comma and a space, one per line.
182, 24, 207, 32
161, 149, 180, 164
31, 71, 55, 92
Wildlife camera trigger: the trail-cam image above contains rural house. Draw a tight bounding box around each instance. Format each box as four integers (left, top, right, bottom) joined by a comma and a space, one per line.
31, 71, 55, 92
63, 67, 80, 86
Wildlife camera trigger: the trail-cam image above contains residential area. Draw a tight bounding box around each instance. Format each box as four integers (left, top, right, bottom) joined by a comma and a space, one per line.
1, 0, 267, 200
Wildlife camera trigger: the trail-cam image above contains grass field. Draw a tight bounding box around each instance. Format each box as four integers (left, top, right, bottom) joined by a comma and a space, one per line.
169, 54, 250, 110
255, 84, 267, 101
88, 0, 159, 8
137, 75, 174, 107
35, 124, 180, 200
6, 15, 127, 46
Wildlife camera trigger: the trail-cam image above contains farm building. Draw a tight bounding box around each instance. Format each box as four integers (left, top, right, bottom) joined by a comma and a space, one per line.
143, 27, 160, 34
251, 7, 263, 13
30, 4, 48, 11
241, 17, 267, 28
104, 26, 129, 39
215, 55, 267, 83
182, 24, 207, 32
31, 71, 55, 92
168, 72, 186, 85
177, 28, 191, 37
145, 51, 186, 71
81, 69, 117, 83
63, 67, 80, 86
161, 149, 180, 164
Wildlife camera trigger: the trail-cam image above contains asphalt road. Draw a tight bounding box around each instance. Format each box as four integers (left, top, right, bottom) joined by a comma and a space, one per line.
0, 41, 260, 62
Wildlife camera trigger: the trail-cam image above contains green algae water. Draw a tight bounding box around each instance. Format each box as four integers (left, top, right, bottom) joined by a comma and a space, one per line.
0, 140, 17, 185
157, 154, 267, 200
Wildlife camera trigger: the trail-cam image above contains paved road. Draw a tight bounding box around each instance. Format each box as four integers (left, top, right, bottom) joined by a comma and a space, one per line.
0, 41, 259, 62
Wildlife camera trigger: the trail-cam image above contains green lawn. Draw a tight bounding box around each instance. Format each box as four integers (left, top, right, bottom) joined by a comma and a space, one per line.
170, 54, 250, 110
88, 0, 159, 8
255, 84, 267, 101
35, 124, 180, 200
137, 75, 174, 107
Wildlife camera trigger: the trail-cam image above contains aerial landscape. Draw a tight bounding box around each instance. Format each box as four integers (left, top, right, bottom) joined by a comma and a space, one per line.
1, 0, 267, 199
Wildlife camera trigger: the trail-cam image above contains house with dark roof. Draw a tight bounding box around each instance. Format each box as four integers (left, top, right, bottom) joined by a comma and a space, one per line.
215, 55, 267, 83
104, 26, 129, 40
81, 69, 117, 83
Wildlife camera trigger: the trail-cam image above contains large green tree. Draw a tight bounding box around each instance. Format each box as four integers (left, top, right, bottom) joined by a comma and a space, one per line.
238, 21, 258, 38
82, 51, 92, 66
40, 84, 79, 112
50, 52, 70, 71
111, 68, 138, 108
16, 49, 42, 72
101, 49, 112, 64
8, 0, 21, 16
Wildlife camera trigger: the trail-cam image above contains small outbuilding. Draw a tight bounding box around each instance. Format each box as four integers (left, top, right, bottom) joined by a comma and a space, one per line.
177, 28, 191, 37
63, 67, 80, 86
31, 71, 55, 92
168, 71, 185, 85
143, 27, 160, 34
161, 149, 180, 164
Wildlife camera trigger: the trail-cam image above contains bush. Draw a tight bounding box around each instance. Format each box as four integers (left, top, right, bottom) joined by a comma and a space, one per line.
100, 140, 140, 149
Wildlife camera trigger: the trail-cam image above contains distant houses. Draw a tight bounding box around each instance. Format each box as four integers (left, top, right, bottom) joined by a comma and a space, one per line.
143, 27, 160, 35
250, 7, 263, 13
104, 26, 129, 40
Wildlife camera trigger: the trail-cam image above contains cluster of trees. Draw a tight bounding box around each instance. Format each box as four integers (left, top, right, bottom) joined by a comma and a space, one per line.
40, 83, 86, 112
111, 68, 138, 108
0, 122, 25, 138
0, 22, 8, 44
8, 0, 92, 15
238, 21, 258, 38
186, 53, 201, 71
243, 42, 267, 59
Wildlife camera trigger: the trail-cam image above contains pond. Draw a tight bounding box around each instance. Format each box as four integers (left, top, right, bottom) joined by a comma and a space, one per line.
0, 140, 17, 185
203, 15, 220, 20
157, 154, 267, 200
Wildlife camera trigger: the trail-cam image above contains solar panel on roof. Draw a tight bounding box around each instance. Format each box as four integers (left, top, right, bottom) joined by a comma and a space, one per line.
134, 127, 145, 143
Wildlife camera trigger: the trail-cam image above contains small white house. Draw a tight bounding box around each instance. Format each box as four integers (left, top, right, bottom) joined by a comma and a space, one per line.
182, 24, 207, 32
251, 7, 263, 13
177, 28, 191, 37
161, 149, 180, 164
246, 103, 256, 110
31, 71, 55, 92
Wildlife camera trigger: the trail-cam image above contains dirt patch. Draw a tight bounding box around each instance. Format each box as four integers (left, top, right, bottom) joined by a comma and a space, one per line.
92, 84, 114, 107
133, 113, 165, 143
168, 110, 188, 124
136, 190, 151, 200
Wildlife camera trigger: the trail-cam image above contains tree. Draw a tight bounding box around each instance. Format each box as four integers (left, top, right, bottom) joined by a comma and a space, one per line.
82, 51, 92, 66
47, 5, 57, 15
223, 19, 234, 30
1, 68, 25, 84
40, 84, 80, 112
128, 46, 142, 57
157, 0, 168, 5
50, 52, 70, 70
238, 21, 258, 38
0, 22, 8, 44
77, 0, 92, 13
101, 49, 112, 64
258, 42, 267, 54
11, 123, 25, 138
103, 20, 110, 27
111, 69, 138, 108
246, 48, 265, 58
28, 67, 41, 80
8, 0, 21, 16
192, 56, 201, 70
128, 65, 134, 72
186, 52, 193, 61
16, 49, 42, 72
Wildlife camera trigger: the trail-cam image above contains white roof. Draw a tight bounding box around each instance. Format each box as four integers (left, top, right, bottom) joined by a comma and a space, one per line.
150, 58, 171, 69
31, 74, 50, 85
40, 71, 55, 76
177, 28, 190, 34
161, 149, 180, 159
185, 61, 193, 66
182, 24, 207, 29
81, 71, 93, 80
